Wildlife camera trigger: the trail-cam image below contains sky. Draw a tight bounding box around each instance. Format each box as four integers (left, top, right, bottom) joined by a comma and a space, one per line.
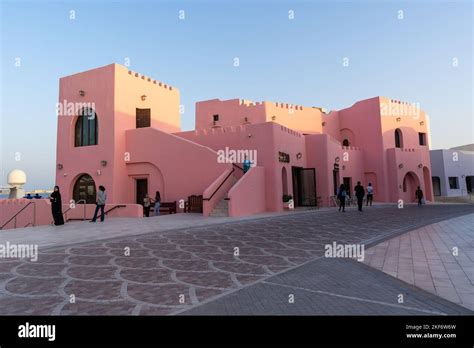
0, 0, 472, 190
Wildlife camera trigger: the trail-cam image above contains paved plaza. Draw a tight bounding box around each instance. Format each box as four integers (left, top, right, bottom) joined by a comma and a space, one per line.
0, 204, 472, 315
364, 214, 474, 310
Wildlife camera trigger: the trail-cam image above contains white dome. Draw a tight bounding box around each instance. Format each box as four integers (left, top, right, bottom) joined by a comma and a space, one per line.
7, 169, 27, 186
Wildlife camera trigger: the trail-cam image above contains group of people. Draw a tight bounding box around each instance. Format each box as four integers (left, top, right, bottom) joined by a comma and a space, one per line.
337, 182, 374, 212
142, 191, 161, 217
24, 193, 43, 199
49, 185, 108, 226
336, 182, 425, 212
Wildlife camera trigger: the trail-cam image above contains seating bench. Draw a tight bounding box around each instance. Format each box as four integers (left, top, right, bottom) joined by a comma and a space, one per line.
154, 201, 177, 214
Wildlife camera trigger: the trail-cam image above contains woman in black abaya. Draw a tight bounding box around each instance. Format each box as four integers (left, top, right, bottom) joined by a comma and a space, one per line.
49, 186, 64, 226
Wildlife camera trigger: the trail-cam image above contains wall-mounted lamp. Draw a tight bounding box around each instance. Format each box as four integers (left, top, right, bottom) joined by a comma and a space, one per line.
322, 122, 326, 127
398, 163, 404, 169
141, 95, 147, 101
335, 157, 340, 163
247, 134, 252, 138
271, 116, 277, 121
63, 173, 68, 177
57, 164, 63, 170
418, 163, 423, 168
420, 121, 424, 126
396, 117, 401, 122
101, 160, 107, 167
97, 169, 101, 176
296, 153, 302, 159
79, 90, 85, 97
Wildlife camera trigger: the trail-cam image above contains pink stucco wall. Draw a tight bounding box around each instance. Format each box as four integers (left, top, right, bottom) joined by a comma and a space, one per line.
0, 199, 142, 230
228, 166, 266, 217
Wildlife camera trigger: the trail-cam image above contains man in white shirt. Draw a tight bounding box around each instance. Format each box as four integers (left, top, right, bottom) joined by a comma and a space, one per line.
366, 183, 374, 206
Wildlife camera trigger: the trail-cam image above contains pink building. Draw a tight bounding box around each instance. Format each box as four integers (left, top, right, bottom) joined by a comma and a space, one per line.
51, 63, 433, 219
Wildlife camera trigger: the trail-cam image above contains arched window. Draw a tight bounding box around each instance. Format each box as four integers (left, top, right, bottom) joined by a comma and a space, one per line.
395, 129, 403, 148
342, 139, 350, 147
75, 108, 98, 147
73, 174, 96, 204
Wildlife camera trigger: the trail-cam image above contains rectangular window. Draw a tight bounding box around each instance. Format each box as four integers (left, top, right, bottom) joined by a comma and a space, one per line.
448, 177, 459, 189
213, 114, 219, 122
136, 108, 151, 128
418, 132, 427, 146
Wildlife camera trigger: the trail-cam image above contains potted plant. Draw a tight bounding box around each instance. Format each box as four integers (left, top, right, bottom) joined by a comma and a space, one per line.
282, 194, 294, 210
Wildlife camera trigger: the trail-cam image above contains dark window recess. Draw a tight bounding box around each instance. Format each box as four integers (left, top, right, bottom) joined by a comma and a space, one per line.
136, 108, 151, 128
395, 129, 402, 148
278, 152, 290, 163
75, 108, 98, 147
418, 132, 427, 146
213, 114, 219, 122
448, 177, 459, 189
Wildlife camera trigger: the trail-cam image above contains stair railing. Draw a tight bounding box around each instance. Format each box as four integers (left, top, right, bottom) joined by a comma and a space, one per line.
0, 201, 36, 230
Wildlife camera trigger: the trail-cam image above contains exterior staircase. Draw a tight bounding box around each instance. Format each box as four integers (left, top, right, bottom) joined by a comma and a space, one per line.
209, 173, 240, 217
209, 198, 229, 217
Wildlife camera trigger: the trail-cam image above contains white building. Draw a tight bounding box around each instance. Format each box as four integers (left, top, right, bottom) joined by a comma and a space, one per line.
430, 144, 474, 197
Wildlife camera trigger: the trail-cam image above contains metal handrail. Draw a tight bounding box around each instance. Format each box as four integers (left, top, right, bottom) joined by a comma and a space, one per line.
0, 201, 36, 230
97, 204, 126, 220
62, 199, 87, 222
203, 168, 236, 201
203, 163, 245, 202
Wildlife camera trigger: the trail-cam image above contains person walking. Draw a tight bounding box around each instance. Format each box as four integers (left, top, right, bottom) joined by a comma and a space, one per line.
91, 185, 107, 222
337, 184, 347, 212
49, 186, 64, 226
143, 194, 151, 217
366, 183, 374, 206
354, 181, 365, 212
415, 186, 424, 207
153, 191, 161, 216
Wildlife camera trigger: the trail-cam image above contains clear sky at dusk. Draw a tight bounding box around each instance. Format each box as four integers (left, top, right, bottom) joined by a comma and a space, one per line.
1, 0, 472, 190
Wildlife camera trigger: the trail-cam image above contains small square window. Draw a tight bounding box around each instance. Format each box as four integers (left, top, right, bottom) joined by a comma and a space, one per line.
448, 177, 459, 189
136, 108, 151, 128
213, 114, 219, 122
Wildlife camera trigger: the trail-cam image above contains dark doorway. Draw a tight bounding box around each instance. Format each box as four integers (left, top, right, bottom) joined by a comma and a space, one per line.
73, 174, 96, 204
343, 177, 352, 197
432, 176, 441, 196
292, 167, 317, 207
466, 176, 474, 194
136, 179, 148, 205
333, 170, 339, 196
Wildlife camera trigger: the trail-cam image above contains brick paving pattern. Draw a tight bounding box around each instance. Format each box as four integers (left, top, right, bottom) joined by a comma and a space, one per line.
0, 204, 472, 315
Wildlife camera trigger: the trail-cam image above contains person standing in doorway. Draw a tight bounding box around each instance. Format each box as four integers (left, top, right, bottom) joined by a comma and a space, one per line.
354, 181, 365, 212
49, 186, 64, 226
366, 183, 374, 206
154, 191, 161, 216
415, 186, 424, 207
143, 194, 151, 217
91, 185, 107, 222
337, 184, 347, 212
